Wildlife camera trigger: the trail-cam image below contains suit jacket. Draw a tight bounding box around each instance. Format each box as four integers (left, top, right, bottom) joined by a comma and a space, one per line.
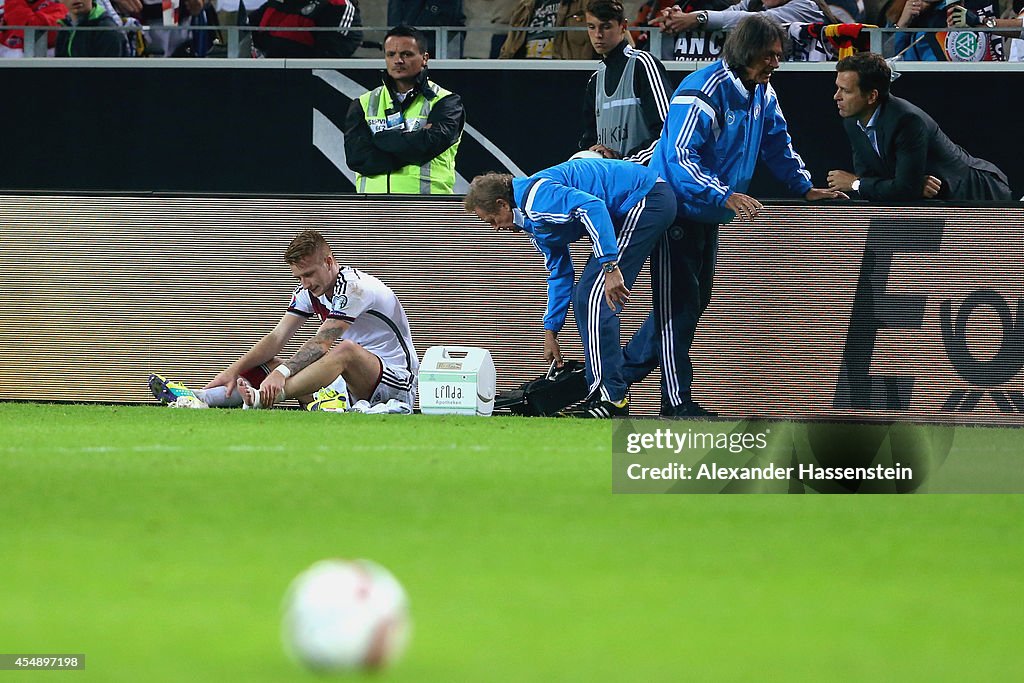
843, 96, 1010, 201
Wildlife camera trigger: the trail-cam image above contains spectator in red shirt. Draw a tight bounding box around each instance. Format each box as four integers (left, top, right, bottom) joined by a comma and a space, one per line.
0, 0, 67, 57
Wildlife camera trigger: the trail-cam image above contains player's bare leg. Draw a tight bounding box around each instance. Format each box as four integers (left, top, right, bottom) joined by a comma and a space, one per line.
284, 341, 384, 403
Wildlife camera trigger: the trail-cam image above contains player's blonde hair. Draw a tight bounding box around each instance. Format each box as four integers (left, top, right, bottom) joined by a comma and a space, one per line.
284, 230, 331, 264
464, 173, 514, 214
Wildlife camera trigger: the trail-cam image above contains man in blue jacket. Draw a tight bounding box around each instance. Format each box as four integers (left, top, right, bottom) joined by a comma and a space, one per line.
465, 157, 675, 418
625, 14, 844, 417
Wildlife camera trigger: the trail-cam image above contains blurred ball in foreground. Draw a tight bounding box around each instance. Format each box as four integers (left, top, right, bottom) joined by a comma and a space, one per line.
282, 559, 410, 672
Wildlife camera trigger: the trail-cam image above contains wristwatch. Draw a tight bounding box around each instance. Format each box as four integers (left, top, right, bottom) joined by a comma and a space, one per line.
851, 179, 861, 192
696, 10, 709, 26
601, 261, 619, 274
984, 16, 997, 29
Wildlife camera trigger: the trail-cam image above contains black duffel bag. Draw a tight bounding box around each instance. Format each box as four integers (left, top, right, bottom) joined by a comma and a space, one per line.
494, 360, 589, 417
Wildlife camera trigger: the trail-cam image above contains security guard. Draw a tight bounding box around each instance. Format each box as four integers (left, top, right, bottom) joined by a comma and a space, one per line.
343, 25, 465, 194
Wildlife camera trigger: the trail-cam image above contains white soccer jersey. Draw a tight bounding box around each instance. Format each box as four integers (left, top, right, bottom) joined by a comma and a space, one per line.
286, 267, 418, 377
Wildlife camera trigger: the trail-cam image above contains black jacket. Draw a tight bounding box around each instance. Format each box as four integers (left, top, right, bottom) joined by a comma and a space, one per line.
55, 9, 123, 57
844, 96, 1010, 201
387, 0, 464, 26
343, 68, 465, 177
252, 0, 362, 58
386, 0, 465, 56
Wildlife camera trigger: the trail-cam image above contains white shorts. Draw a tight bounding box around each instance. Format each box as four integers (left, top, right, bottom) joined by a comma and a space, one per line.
368, 361, 416, 406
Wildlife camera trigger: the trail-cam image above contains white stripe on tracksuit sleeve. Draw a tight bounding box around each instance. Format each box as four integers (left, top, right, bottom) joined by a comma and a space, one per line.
523, 180, 619, 262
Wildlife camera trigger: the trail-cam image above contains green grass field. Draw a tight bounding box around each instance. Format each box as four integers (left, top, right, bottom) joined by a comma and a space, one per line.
1, 403, 1022, 681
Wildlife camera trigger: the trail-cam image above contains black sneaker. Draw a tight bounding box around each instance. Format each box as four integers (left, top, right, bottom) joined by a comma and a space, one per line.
578, 395, 630, 418
662, 400, 718, 418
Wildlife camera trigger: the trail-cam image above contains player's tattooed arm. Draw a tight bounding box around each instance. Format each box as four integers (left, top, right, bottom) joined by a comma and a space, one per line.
284, 322, 348, 374
283, 343, 326, 375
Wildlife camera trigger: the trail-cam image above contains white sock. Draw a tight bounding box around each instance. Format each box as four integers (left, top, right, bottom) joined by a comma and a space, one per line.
195, 386, 243, 408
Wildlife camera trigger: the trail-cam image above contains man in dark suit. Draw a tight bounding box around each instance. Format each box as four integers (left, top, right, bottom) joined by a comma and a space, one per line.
826, 52, 1011, 201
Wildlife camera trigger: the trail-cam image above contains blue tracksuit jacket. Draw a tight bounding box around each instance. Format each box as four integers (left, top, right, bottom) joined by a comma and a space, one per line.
510, 158, 660, 332
649, 60, 813, 224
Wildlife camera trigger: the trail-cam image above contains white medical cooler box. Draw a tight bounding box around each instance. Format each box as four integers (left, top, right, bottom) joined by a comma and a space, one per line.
418, 346, 496, 416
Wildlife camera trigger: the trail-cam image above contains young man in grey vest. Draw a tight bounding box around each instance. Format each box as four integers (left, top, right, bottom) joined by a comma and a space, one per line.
579, 0, 672, 165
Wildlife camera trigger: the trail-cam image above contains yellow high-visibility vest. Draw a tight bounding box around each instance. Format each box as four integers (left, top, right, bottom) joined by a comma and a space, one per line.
356, 81, 460, 194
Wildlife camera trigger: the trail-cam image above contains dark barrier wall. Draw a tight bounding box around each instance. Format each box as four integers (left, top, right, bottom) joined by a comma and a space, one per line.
1, 194, 1020, 425
0, 63, 1021, 198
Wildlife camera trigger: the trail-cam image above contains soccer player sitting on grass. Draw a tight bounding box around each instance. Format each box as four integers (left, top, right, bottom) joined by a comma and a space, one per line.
149, 229, 418, 412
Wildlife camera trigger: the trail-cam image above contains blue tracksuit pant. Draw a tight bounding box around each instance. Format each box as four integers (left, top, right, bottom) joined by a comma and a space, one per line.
574, 181, 676, 403
621, 219, 719, 410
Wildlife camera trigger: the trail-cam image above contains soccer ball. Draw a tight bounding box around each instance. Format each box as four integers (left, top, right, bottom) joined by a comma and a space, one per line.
281, 559, 410, 672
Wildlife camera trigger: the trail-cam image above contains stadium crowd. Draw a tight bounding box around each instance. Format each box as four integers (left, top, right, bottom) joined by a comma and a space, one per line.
1, 0, 1022, 59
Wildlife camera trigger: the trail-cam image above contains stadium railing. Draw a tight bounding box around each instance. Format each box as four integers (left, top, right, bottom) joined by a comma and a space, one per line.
6, 24, 1022, 61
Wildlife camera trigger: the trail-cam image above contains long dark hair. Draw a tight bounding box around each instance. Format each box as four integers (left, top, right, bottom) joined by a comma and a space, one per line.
721, 14, 786, 74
